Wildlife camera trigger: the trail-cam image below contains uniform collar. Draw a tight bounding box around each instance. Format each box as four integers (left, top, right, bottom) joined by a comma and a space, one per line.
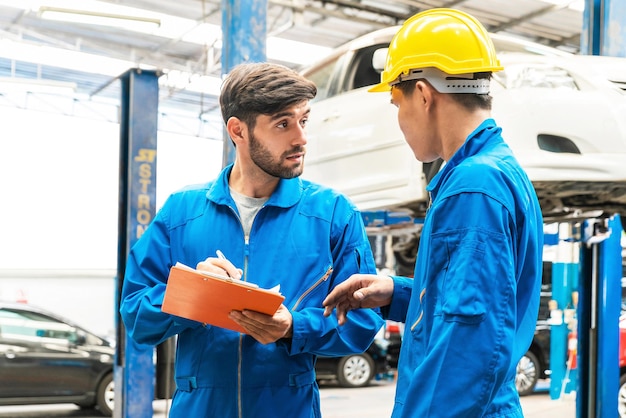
207, 164, 303, 209
427, 118, 501, 194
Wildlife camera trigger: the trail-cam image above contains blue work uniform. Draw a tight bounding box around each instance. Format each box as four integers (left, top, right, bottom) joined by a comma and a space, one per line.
385, 119, 544, 417
120, 165, 384, 418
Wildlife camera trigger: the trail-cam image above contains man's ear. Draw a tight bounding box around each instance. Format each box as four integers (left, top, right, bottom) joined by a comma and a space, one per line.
226, 117, 246, 144
415, 80, 432, 105
415, 80, 437, 110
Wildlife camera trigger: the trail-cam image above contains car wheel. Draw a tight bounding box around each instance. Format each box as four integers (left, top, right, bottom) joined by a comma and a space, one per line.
96, 373, 114, 416
516, 350, 539, 396
392, 234, 419, 277
619, 373, 626, 418
336, 353, 375, 388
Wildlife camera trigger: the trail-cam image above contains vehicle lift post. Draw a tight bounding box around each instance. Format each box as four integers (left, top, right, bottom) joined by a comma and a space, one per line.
115, 69, 160, 418
547, 215, 621, 416
576, 215, 622, 418
220, 0, 268, 167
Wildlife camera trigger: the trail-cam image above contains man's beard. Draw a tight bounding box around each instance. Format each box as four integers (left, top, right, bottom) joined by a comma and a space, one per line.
249, 131, 304, 179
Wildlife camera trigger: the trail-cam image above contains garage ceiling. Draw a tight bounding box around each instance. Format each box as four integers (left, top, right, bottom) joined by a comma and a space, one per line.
0, 0, 586, 138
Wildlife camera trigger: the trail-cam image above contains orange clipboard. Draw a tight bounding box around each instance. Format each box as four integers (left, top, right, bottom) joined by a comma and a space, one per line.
161, 262, 285, 333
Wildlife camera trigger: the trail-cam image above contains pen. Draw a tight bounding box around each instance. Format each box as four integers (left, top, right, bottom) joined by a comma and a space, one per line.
216, 250, 232, 278
215, 250, 259, 288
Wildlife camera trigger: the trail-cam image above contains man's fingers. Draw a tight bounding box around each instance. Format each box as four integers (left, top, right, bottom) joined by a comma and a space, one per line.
322, 290, 343, 308
336, 305, 349, 325
196, 257, 242, 279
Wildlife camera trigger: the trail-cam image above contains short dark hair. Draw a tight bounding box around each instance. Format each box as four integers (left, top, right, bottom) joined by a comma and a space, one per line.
394, 72, 493, 111
219, 62, 317, 130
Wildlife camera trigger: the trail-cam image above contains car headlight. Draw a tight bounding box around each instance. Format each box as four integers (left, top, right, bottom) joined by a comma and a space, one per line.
497, 64, 579, 90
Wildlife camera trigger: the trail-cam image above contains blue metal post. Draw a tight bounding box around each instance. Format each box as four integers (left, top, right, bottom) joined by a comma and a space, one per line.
115, 69, 159, 418
582, 0, 626, 57
220, 0, 267, 167
549, 223, 580, 399
592, 214, 621, 418
577, 215, 622, 418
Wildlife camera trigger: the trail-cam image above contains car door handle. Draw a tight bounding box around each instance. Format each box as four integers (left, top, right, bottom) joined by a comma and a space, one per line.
5, 351, 16, 359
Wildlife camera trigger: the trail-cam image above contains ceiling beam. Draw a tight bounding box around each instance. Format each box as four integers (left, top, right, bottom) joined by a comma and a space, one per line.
490, 3, 569, 32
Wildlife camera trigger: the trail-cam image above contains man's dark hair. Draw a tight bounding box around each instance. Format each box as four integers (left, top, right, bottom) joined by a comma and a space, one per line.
394, 72, 493, 111
219, 62, 317, 131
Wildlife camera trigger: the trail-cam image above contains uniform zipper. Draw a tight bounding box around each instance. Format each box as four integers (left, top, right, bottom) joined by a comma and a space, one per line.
411, 193, 430, 333
224, 203, 245, 418
426, 191, 433, 213
291, 266, 333, 311
237, 236, 252, 418
410, 288, 427, 331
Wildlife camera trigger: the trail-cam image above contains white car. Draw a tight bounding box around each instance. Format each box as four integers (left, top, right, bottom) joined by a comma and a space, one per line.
301, 27, 626, 231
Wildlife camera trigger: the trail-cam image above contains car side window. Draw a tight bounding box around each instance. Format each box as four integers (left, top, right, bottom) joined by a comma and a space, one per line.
343, 44, 387, 92
0, 308, 79, 344
305, 55, 343, 102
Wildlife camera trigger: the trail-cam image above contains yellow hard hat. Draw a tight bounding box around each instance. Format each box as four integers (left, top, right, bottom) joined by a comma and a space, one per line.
370, 8, 503, 93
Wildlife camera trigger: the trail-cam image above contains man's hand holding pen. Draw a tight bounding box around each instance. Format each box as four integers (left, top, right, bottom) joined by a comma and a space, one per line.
196, 250, 293, 343
196, 250, 243, 280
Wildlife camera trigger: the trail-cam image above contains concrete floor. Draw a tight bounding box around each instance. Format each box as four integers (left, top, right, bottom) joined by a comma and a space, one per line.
0, 380, 581, 418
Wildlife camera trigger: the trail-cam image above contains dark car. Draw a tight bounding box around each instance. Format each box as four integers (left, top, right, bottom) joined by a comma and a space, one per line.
0, 302, 115, 416
384, 320, 403, 369
315, 333, 391, 388
515, 262, 554, 396
515, 320, 552, 396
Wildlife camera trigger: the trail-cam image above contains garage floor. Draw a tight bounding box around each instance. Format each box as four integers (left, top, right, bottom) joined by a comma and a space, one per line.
0, 381, 579, 418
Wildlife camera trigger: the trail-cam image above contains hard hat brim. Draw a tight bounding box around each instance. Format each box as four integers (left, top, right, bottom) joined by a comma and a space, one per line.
368, 82, 391, 93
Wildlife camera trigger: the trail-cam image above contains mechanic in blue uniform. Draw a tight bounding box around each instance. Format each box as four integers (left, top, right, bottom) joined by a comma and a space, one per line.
120, 62, 384, 418
323, 9, 544, 418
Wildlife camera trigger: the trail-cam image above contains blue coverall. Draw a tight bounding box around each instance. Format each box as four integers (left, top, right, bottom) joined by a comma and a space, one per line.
120, 165, 384, 418
385, 119, 544, 417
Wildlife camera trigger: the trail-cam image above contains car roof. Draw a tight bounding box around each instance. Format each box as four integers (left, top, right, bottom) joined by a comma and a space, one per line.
300, 26, 573, 74
0, 301, 91, 334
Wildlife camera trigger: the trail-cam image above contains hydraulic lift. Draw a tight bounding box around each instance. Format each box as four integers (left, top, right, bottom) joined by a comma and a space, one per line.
577, 215, 623, 417
361, 211, 624, 418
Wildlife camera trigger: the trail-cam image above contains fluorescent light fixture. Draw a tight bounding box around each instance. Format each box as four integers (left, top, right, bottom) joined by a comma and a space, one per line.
3, 0, 332, 68
38, 6, 161, 32
160, 71, 223, 96
0, 38, 150, 77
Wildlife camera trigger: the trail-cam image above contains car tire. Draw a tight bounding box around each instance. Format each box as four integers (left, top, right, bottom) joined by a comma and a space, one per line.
96, 372, 114, 416
516, 350, 540, 396
392, 234, 419, 277
423, 158, 443, 184
336, 353, 375, 388
74, 401, 95, 410
619, 373, 626, 418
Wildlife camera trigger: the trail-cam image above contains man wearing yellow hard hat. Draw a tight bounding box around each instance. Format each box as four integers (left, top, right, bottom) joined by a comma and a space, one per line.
324, 8, 544, 417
